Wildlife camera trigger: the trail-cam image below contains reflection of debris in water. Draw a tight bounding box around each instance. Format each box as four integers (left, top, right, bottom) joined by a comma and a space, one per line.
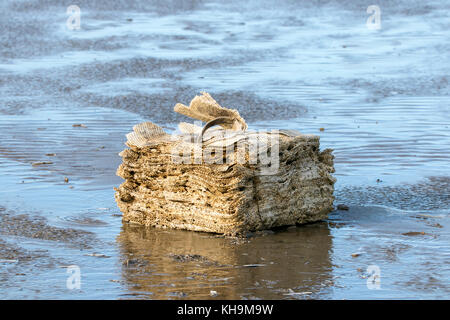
117, 222, 333, 299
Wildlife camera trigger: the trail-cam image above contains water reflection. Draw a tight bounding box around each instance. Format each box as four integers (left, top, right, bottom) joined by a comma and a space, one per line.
117, 222, 333, 299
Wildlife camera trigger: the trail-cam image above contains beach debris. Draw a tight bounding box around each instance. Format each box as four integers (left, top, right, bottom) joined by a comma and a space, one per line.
72, 124, 87, 128
283, 289, 312, 297
416, 214, 444, 219
328, 221, 346, 228
319, 127, 325, 131
122, 258, 149, 268
0, 259, 18, 263
336, 204, 349, 211
123, 259, 138, 267
32, 161, 53, 166
241, 264, 266, 268
174, 92, 247, 131
170, 254, 204, 263
430, 223, 443, 228
115, 92, 336, 236
351, 253, 362, 258
45, 153, 56, 156
402, 231, 427, 236
64, 177, 69, 183
169, 291, 187, 298
210, 290, 218, 297
84, 253, 110, 258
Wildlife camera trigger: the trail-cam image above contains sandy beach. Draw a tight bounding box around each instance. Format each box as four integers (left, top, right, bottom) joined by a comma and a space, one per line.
0, 0, 449, 299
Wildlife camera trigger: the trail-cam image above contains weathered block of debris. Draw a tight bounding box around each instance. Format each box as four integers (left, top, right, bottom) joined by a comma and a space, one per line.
115, 93, 335, 236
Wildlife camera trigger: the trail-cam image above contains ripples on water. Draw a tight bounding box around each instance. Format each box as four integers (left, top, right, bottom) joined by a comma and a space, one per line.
0, 0, 449, 299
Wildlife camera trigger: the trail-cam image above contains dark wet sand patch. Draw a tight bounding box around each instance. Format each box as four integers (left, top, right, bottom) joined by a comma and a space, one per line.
0, 238, 65, 293
0, 209, 96, 249
1, 63, 307, 123
335, 176, 450, 211
332, 75, 449, 99
75, 88, 307, 123
0, 238, 49, 263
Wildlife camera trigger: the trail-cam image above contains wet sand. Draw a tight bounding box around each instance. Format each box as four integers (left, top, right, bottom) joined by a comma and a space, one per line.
0, 0, 449, 299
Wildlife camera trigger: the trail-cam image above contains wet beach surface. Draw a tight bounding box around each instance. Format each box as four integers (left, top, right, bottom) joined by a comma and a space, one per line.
0, 0, 449, 299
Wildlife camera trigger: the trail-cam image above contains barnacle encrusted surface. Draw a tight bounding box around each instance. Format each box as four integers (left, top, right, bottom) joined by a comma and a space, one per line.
115, 93, 335, 236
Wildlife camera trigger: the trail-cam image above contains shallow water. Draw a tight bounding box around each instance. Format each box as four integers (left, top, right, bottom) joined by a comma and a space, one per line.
0, 0, 449, 299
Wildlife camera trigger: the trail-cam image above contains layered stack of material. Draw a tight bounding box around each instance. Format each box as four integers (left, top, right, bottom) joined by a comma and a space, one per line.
115, 93, 335, 236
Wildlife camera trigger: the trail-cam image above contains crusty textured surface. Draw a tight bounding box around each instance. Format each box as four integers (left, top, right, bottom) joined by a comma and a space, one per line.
174, 92, 247, 131
115, 94, 335, 236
